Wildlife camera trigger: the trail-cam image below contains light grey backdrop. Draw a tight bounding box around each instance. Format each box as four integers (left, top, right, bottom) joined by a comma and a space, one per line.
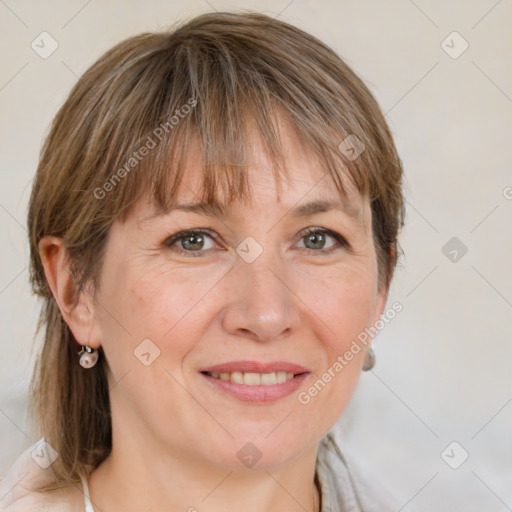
1, 1, 511, 510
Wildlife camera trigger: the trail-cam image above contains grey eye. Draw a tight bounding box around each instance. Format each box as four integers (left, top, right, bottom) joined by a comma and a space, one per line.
164, 230, 217, 253
297, 229, 342, 251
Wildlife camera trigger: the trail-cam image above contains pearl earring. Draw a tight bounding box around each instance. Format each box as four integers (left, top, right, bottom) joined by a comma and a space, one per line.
78, 346, 99, 368
362, 347, 375, 371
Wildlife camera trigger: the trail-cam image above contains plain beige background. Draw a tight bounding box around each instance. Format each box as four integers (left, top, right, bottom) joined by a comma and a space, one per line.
1, 1, 511, 510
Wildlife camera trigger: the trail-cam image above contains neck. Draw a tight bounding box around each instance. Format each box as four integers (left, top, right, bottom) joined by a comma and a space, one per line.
88, 382, 321, 511
89, 435, 321, 512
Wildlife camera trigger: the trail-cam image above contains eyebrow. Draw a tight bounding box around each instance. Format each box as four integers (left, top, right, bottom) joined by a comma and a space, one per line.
288, 199, 360, 218
140, 198, 360, 225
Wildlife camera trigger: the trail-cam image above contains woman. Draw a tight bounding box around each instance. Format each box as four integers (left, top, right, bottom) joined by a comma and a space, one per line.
0, 11, 404, 511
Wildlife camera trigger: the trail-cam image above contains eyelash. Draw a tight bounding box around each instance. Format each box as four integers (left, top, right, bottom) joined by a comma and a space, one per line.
163, 227, 349, 257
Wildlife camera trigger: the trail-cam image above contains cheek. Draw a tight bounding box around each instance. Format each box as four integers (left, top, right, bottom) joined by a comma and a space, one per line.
95, 263, 226, 429
325, 278, 376, 342
98, 260, 226, 363
299, 262, 378, 348
293, 266, 377, 417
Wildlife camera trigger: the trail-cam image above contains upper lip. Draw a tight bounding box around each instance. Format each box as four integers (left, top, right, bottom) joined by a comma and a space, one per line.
200, 361, 309, 374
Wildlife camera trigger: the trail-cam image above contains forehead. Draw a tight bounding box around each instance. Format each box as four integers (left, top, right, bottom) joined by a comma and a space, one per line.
137, 151, 369, 230
134, 123, 367, 225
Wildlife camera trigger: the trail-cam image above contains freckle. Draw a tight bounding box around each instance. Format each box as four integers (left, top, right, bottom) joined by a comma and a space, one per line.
129, 287, 146, 304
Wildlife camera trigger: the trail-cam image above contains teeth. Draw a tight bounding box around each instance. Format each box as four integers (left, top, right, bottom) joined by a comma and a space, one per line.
261, 372, 276, 385
231, 371, 244, 384
244, 372, 261, 385
207, 371, 296, 386
276, 371, 287, 383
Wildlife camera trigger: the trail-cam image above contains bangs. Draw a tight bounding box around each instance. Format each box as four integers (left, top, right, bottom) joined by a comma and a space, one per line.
119, 104, 364, 219
88, 25, 376, 224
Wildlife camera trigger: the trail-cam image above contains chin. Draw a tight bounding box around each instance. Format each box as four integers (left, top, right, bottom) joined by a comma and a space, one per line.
202, 426, 317, 472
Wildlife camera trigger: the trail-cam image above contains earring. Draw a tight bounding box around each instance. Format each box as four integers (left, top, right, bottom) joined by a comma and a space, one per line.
78, 346, 99, 368
362, 346, 375, 371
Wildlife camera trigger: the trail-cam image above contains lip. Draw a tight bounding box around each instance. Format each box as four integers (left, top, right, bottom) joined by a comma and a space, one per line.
201, 372, 309, 403
199, 360, 310, 404
199, 360, 309, 374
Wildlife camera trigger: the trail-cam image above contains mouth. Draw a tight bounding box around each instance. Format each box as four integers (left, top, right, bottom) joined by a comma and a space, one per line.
199, 361, 309, 403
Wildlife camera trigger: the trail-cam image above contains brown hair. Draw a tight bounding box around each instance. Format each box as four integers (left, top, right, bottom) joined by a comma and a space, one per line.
27, 10, 404, 489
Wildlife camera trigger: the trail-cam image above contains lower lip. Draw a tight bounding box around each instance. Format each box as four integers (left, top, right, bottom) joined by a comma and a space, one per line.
200, 372, 309, 403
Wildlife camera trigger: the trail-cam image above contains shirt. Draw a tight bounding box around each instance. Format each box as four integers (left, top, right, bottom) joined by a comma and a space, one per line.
0, 431, 401, 511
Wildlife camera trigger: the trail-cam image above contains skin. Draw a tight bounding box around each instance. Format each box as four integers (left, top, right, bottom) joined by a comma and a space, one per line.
40, 125, 389, 512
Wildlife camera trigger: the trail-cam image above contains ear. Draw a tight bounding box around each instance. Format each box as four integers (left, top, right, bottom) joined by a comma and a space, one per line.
38, 236, 101, 349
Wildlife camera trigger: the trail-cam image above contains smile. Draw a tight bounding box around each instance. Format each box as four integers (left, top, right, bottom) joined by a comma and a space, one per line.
199, 361, 310, 403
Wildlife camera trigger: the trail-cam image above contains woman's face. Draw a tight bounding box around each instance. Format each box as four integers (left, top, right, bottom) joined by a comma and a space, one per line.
88, 128, 388, 471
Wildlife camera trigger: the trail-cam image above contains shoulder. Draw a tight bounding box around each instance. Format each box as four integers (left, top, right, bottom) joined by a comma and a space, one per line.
0, 438, 83, 512
316, 430, 403, 512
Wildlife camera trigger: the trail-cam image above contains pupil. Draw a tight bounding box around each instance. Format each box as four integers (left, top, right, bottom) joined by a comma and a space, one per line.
306, 233, 324, 249
183, 234, 203, 250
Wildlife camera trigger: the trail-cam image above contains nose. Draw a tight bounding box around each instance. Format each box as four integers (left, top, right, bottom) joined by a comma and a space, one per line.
221, 250, 302, 343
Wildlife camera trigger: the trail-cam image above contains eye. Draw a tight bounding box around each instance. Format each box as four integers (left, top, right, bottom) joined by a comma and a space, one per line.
163, 227, 349, 257
296, 227, 349, 253
163, 229, 218, 256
